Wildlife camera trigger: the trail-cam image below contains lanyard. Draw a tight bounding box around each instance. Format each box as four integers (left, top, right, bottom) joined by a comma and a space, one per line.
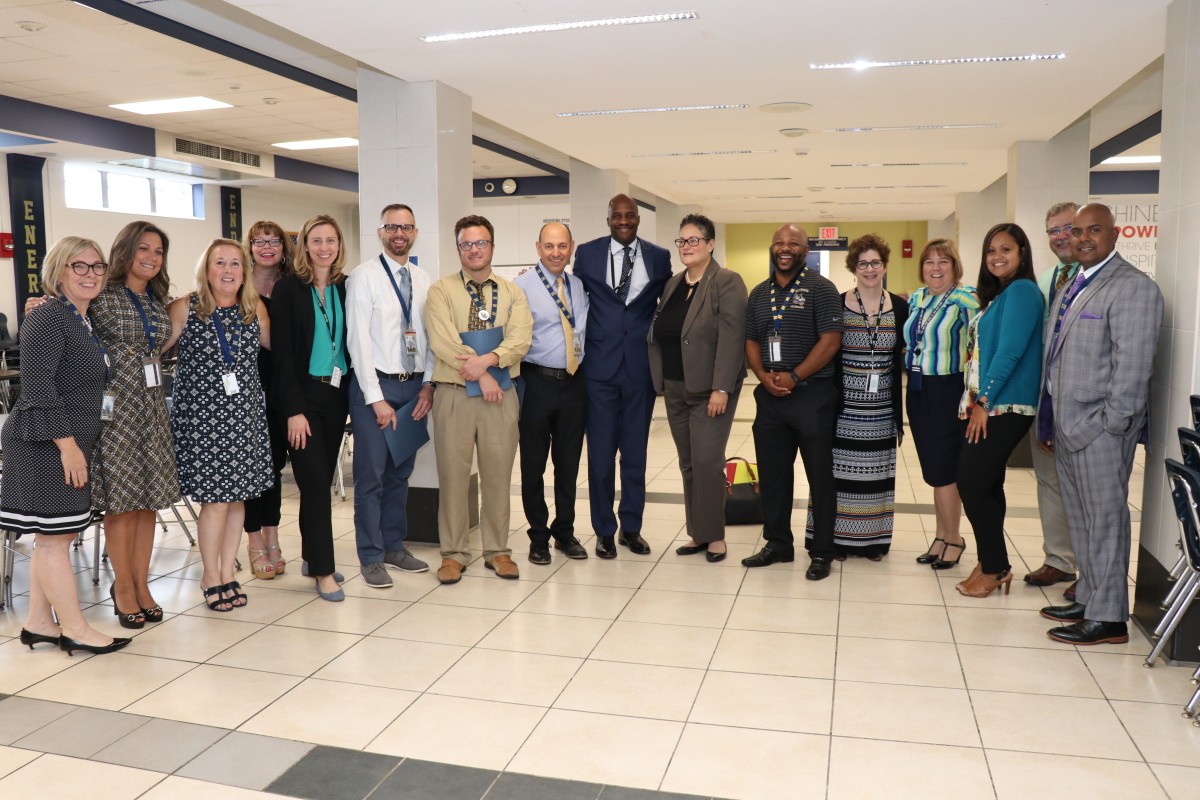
535, 263, 575, 328
609, 241, 639, 287
312, 285, 338, 343
125, 285, 158, 354
462, 272, 498, 326
60, 296, 110, 384
379, 254, 412, 325
210, 307, 242, 370
768, 269, 807, 334
853, 287, 883, 357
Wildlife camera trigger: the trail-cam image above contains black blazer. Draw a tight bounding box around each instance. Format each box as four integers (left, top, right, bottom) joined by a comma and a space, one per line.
270, 273, 349, 417
834, 290, 910, 442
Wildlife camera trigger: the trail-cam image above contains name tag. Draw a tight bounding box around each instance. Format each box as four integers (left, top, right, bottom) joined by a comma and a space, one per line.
573, 338, 583, 359
768, 334, 782, 363
100, 392, 116, 422
867, 372, 880, 393
330, 366, 343, 388
222, 372, 241, 396
142, 356, 162, 388
404, 329, 418, 355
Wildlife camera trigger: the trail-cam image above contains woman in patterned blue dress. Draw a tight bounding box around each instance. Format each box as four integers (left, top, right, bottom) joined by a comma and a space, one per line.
168, 239, 272, 612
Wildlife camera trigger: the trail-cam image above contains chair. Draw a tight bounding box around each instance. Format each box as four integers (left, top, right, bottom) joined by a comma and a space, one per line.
332, 421, 352, 501
1146, 459, 1200, 668
1191, 394, 1200, 431
1156, 428, 1200, 614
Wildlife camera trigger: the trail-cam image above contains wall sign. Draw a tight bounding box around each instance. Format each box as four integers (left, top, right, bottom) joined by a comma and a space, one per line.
6, 154, 47, 322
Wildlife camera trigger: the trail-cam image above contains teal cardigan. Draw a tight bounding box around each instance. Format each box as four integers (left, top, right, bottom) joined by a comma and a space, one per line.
976, 278, 1044, 409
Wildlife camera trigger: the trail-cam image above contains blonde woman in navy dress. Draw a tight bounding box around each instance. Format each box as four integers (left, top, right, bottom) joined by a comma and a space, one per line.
3, 237, 131, 655
168, 239, 272, 612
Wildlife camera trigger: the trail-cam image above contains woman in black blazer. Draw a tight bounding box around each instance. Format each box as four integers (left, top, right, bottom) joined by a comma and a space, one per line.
271, 214, 350, 601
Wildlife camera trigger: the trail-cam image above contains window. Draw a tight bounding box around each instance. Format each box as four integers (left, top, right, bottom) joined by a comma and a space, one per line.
63, 164, 202, 219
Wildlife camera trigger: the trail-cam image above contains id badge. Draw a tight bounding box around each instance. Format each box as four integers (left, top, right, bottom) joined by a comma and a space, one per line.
222, 372, 241, 396
573, 338, 583, 359
767, 334, 782, 363
908, 369, 923, 392
867, 372, 880, 393
142, 356, 162, 388
100, 392, 116, 422
330, 366, 343, 388
403, 329, 418, 355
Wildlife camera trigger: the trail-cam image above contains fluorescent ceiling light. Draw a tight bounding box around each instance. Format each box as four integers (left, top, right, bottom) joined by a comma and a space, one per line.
633, 149, 775, 158
826, 124, 999, 133
674, 177, 790, 183
1100, 155, 1161, 165
272, 137, 359, 150
558, 104, 745, 117
110, 96, 232, 115
811, 53, 1065, 70
831, 162, 966, 167
834, 185, 948, 189
422, 11, 696, 43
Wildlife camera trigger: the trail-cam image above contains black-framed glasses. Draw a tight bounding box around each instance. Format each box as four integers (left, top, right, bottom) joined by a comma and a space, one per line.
457, 239, 493, 252
250, 237, 282, 248
69, 261, 108, 276
855, 259, 884, 270
380, 223, 416, 234
674, 236, 709, 247
1045, 226, 1071, 237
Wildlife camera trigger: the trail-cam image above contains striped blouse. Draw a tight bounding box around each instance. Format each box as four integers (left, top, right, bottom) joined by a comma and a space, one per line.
903, 285, 980, 376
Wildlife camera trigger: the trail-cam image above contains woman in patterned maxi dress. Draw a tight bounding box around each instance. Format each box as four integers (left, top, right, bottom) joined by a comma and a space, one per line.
169, 239, 272, 612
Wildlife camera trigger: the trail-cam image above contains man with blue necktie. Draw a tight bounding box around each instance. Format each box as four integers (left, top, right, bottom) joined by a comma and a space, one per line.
573, 195, 672, 558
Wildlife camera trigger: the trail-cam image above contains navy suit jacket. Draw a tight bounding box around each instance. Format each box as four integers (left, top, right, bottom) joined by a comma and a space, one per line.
573, 236, 672, 384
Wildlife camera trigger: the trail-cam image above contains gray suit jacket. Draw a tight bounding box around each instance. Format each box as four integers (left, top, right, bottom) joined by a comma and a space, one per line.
1039, 252, 1163, 453
648, 259, 748, 394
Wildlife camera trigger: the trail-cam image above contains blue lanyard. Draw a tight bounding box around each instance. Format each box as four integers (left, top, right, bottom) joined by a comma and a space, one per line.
312, 285, 339, 343
462, 272, 498, 327
125, 285, 158, 354
379, 254, 412, 325
60, 296, 110, 383
210, 308, 242, 370
768, 269, 806, 335
535, 264, 575, 328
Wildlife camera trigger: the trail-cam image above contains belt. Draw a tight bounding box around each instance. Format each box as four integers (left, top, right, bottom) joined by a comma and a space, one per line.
522, 362, 575, 381
376, 369, 423, 382
308, 374, 333, 384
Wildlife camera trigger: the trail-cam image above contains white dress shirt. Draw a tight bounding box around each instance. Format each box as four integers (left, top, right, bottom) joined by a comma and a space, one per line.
513, 262, 589, 369
345, 252, 435, 405
607, 237, 649, 304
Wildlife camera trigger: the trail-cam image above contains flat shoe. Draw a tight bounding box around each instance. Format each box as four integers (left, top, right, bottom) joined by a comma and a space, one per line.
315, 578, 345, 602
675, 544, 706, 556
706, 549, 727, 563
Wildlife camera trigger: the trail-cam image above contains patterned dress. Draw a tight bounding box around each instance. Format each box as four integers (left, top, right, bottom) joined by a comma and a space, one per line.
809, 304, 898, 557
90, 285, 181, 513
171, 297, 273, 503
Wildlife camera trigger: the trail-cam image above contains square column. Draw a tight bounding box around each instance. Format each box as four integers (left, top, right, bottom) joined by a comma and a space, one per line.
1006, 116, 1091, 248
568, 159, 628, 245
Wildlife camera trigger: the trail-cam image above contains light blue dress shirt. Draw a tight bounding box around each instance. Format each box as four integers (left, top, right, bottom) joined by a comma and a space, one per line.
513, 262, 589, 369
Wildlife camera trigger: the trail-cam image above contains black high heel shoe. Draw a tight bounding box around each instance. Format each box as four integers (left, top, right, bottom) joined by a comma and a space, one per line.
60, 635, 132, 656
19, 628, 60, 649
140, 605, 164, 623
931, 541, 967, 570
915, 538, 946, 565
109, 585, 145, 629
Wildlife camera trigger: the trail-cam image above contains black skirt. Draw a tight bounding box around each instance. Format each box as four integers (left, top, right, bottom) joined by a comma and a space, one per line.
906, 372, 964, 488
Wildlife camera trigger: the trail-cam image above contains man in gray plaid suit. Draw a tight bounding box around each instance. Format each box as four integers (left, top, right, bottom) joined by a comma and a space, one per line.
1036, 203, 1163, 645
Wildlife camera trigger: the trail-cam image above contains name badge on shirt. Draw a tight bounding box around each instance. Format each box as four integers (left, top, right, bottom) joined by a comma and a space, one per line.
100, 392, 116, 422
867, 372, 880, 393
222, 372, 241, 396
330, 366, 343, 388
573, 338, 583, 360
403, 329, 418, 355
768, 334, 783, 363
142, 356, 162, 389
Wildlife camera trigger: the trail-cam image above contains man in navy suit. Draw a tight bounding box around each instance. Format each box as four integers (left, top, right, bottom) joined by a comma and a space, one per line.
573, 194, 672, 557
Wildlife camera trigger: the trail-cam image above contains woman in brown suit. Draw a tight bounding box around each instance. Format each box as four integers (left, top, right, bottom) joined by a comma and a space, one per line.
649, 214, 748, 562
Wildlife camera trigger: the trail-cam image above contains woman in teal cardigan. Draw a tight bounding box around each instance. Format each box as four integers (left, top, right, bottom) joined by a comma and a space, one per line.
954, 223, 1044, 598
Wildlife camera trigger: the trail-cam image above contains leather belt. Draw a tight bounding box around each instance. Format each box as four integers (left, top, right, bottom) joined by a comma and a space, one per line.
376, 369, 423, 382
522, 362, 574, 381
308, 374, 333, 384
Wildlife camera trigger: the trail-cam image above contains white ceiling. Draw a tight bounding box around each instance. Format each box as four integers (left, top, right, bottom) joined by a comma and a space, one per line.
0, 0, 1171, 222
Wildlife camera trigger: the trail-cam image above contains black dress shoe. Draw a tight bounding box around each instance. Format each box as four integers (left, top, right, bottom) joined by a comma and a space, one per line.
741, 546, 794, 568
19, 628, 60, 649
1040, 602, 1086, 621
1046, 618, 1129, 645
595, 536, 617, 559
60, 635, 133, 657
706, 549, 727, 563
528, 544, 552, 565
675, 543, 707, 556
554, 537, 588, 559
618, 532, 651, 555
805, 557, 833, 581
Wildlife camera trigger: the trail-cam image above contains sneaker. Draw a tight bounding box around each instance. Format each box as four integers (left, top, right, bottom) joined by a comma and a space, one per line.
360, 562, 393, 588
384, 549, 430, 573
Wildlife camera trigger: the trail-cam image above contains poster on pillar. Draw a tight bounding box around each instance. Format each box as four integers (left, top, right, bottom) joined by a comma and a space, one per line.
6, 154, 48, 323
1090, 194, 1158, 279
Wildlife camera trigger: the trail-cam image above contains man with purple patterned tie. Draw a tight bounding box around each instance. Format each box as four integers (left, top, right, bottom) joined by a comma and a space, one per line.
1036, 203, 1163, 645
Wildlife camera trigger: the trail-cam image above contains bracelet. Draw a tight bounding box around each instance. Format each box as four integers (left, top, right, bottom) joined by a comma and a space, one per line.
790, 370, 801, 384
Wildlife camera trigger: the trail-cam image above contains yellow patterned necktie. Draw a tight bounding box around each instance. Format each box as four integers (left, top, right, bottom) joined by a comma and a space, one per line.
558, 276, 578, 374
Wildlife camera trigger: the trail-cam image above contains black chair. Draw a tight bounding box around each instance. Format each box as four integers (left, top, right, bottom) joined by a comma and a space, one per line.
1191, 395, 1200, 431
1148, 460, 1200, 670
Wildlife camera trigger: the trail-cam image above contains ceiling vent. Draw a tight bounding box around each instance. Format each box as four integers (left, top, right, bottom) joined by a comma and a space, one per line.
154, 130, 274, 179
174, 137, 262, 169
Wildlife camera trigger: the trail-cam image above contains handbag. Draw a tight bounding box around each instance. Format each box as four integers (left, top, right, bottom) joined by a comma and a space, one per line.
724, 456, 764, 525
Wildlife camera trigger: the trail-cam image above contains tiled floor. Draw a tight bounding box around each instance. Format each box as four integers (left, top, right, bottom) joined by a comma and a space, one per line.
0, 391, 1198, 799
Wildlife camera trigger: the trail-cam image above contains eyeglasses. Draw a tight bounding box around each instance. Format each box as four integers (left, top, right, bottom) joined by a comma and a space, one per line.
69, 261, 109, 276
674, 236, 710, 247
380, 223, 416, 234
457, 239, 493, 252
1045, 226, 1071, 237
855, 259, 884, 271
250, 238, 282, 248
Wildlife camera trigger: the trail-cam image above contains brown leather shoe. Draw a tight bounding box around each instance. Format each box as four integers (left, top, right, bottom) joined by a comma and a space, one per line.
437, 559, 464, 585
1063, 580, 1077, 602
485, 554, 520, 580
1023, 564, 1075, 586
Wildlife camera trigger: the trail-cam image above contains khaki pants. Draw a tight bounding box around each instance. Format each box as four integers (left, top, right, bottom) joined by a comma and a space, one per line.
1030, 436, 1076, 573
433, 385, 518, 565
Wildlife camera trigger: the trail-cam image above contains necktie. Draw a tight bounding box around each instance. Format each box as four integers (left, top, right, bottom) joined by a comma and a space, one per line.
399, 267, 415, 372
616, 245, 633, 302
558, 276, 577, 375
1054, 263, 1076, 296
1037, 270, 1088, 442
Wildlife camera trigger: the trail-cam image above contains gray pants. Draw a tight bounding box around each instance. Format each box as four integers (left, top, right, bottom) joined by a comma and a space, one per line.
1030, 437, 1077, 573
664, 380, 740, 544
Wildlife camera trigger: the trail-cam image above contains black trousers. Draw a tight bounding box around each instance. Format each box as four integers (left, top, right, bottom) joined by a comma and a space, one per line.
752, 378, 838, 559
518, 366, 587, 546
244, 408, 287, 531
957, 412, 1033, 574
283, 379, 349, 576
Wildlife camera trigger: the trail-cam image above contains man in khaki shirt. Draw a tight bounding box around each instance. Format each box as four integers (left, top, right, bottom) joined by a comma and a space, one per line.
425, 214, 533, 583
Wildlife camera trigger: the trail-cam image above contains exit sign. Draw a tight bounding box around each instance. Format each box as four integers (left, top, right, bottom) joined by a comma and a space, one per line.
819, 226, 838, 240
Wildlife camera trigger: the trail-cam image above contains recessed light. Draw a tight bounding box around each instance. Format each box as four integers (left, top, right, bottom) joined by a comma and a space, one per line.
825, 124, 999, 133
778, 128, 809, 137
262, 97, 281, 105
272, 137, 359, 150
1100, 155, 1161, 165
759, 102, 813, 113
110, 96, 232, 115
807, 187, 825, 192
16, 21, 45, 33
421, 11, 697, 43
673, 177, 790, 183
632, 149, 775, 158
811, 53, 1065, 70
557, 104, 746, 117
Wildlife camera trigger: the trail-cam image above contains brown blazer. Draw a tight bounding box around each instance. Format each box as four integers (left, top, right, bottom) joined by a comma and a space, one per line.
648, 259, 748, 394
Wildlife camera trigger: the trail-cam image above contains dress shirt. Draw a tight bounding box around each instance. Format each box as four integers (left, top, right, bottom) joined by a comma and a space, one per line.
608, 238, 650, 304
1046, 248, 1119, 397
425, 270, 533, 386
513, 262, 589, 369
345, 252, 435, 405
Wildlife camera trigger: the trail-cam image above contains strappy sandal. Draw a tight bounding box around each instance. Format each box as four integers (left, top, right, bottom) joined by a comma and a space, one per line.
915, 537, 946, 565
267, 543, 286, 575
202, 584, 233, 612
247, 547, 276, 580
932, 540, 967, 570
226, 580, 248, 608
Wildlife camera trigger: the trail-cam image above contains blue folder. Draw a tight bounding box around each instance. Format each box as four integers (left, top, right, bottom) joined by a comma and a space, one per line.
382, 394, 430, 466
459, 326, 512, 397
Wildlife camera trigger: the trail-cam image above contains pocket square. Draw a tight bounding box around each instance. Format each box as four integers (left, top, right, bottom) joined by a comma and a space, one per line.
1080, 312, 1103, 320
